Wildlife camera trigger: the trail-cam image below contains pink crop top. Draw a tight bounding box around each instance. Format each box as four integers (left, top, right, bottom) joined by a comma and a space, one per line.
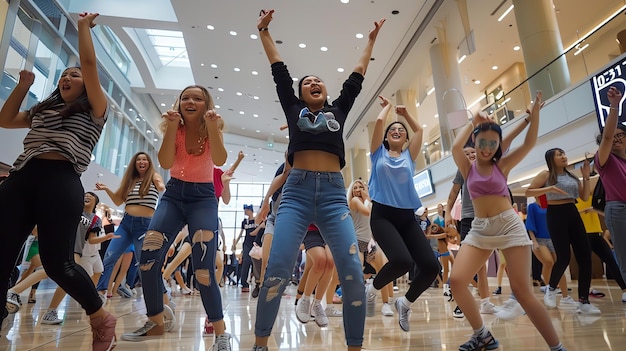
466, 162, 509, 200
169, 127, 214, 183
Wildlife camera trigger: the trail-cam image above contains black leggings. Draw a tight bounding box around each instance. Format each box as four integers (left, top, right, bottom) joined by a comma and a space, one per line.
370, 202, 439, 302
0, 159, 102, 315
546, 203, 592, 301
588, 233, 626, 289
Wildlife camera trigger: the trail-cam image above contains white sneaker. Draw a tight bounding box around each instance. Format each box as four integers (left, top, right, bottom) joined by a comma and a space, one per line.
622, 291, 626, 303
40, 309, 63, 325
296, 297, 311, 323
365, 283, 377, 316
211, 332, 232, 351
163, 304, 176, 332
544, 287, 557, 309
494, 299, 525, 320
480, 301, 499, 314
559, 296, 578, 309
310, 301, 328, 327
324, 305, 343, 317
577, 302, 601, 314
381, 302, 394, 316
540, 286, 561, 294
6, 291, 21, 314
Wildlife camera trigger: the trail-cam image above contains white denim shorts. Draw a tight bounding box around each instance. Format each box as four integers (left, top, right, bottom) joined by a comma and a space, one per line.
462, 208, 532, 250
79, 254, 104, 276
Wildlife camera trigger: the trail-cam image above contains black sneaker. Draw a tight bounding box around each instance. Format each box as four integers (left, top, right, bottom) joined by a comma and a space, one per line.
252, 285, 260, 298
492, 286, 502, 295
459, 330, 499, 351
452, 305, 464, 318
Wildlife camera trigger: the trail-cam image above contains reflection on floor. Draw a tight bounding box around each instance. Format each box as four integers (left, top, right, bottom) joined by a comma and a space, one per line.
1, 277, 625, 350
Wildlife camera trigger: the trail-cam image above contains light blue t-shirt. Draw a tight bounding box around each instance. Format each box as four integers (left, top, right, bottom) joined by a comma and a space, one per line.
368, 145, 422, 210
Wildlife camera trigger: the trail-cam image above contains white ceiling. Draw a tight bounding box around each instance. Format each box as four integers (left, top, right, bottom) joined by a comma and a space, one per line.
72, 0, 623, 183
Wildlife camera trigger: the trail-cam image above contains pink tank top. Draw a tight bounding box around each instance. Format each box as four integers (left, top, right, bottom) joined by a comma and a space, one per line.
466, 162, 509, 200
170, 127, 214, 183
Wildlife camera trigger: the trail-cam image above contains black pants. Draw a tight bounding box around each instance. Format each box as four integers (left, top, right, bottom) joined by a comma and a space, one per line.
546, 203, 592, 301
588, 233, 626, 289
370, 202, 439, 302
0, 159, 101, 315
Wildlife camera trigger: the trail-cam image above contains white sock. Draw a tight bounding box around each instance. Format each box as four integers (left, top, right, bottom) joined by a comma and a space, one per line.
302, 295, 311, 301
314, 298, 322, 305
480, 297, 490, 304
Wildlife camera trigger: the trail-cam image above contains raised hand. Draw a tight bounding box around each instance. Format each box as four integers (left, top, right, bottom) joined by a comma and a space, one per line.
78, 12, 99, 28
258, 9, 274, 30
368, 18, 386, 41
471, 111, 490, 127
527, 90, 544, 116
17, 70, 35, 88
204, 109, 221, 122
607, 86, 622, 107
94, 182, 108, 191
162, 110, 181, 124
237, 151, 245, 160
395, 105, 408, 117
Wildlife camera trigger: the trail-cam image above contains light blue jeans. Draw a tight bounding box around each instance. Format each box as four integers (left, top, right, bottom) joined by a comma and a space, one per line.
254, 169, 365, 347
140, 178, 222, 320
604, 201, 626, 284
96, 214, 149, 291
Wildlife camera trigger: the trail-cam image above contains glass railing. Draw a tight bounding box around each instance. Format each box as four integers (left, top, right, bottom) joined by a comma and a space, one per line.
428, 6, 626, 159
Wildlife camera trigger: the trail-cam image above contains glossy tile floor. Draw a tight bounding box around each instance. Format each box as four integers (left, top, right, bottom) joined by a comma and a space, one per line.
1, 277, 625, 350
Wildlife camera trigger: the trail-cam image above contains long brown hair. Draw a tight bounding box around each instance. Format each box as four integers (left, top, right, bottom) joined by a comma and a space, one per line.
30, 67, 91, 118
544, 148, 578, 186
117, 152, 156, 201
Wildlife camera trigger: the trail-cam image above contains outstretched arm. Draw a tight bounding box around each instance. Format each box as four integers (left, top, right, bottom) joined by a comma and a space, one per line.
0, 71, 33, 128
597, 86, 622, 167
257, 9, 282, 64
353, 19, 385, 76
396, 105, 423, 160
77, 13, 107, 119
370, 96, 392, 154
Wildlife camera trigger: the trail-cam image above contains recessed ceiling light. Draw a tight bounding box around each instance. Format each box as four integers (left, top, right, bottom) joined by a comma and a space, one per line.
422, 124, 427, 128
513, 45, 521, 51
218, 88, 224, 92
320, 46, 328, 52
234, 67, 240, 72
434, 114, 439, 118
416, 102, 420, 107
299, 43, 306, 48
239, 111, 245, 114
236, 92, 243, 96
253, 114, 259, 117
256, 130, 261, 133
207, 25, 214, 30
250, 34, 258, 39
252, 71, 258, 75
210, 64, 217, 68
253, 96, 259, 100
424, 142, 429, 146
241, 127, 246, 130
160, 103, 166, 107
154, 138, 158, 141
215, 105, 220, 108
341, 0, 349, 4
146, 130, 152, 134
337, 68, 344, 72
292, 77, 298, 81
474, 80, 481, 84
229, 31, 237, 36
200, 63, 204, 66
492, 65, 498, 70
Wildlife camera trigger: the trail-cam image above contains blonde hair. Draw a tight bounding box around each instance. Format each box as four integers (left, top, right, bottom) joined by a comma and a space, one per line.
347, 179, 367, 203
159, 85, 215, 135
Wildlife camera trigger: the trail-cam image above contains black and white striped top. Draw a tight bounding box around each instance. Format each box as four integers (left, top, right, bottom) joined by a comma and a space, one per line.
12, 104, 107, 174
125, 180, 160, 210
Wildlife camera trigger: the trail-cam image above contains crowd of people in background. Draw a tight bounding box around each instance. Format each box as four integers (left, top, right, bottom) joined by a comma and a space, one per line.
1, 7, 626, 351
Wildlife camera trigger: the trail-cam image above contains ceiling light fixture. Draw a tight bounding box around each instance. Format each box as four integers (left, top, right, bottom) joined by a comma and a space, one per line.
457, 54, 467, 63
422, 124, 427, 128
253, 114, 259, 117
160, 103, 166, 107
341, 0, 349, 3
252, 71, 258, 75
434, 114, 439, 118
234, 67, 240, 72
200, 63, 204, 66
239, 111, 245, 114
215, 105, 220, 108
513, 45, 520, 51
229, 31, 237, 36
574, 43, 589, 56
492, 65, 498, 70
497, 5, 514, 22
299, 43, 306, 48
210, 64, 217, 68
564, 5, 626, 53
256, 130, 261, 133
474, 80, 481, 85
250, 34, 258, 39
320, 46, 328, 52
427, 87, 436, 95
337, 68, 344, 72
236, 92, 243, 96
218, 88, 224, 92
207, 25, 214, 30
356, 33, 363, 39
292, 77, 298, 81
253, 96, 259, 100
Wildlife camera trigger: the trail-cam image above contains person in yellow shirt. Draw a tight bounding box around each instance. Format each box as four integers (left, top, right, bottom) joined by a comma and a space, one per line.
576, 194, 626, 301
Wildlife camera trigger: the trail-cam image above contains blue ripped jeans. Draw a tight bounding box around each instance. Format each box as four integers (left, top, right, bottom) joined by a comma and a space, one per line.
254, 169, 365, 347
605, 201, 626, 284
140, 178, 222, 320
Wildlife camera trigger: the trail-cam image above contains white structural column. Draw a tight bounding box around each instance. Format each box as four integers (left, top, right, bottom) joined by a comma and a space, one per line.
512, 0, 570, 99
